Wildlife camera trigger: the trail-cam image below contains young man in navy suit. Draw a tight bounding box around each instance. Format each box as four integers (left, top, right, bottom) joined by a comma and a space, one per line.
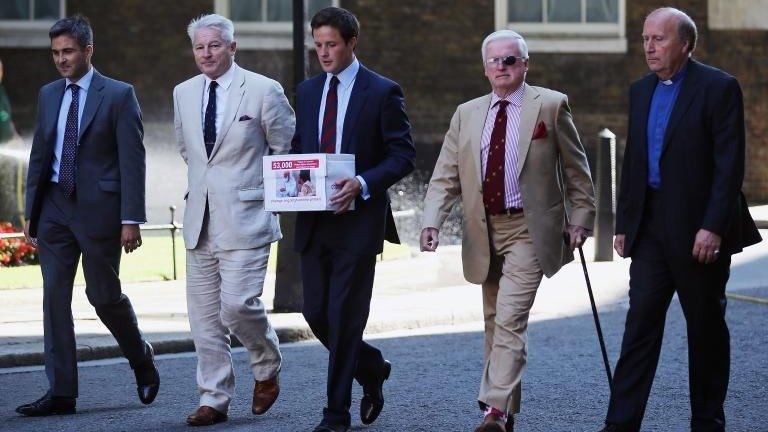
291, 7, 415, 432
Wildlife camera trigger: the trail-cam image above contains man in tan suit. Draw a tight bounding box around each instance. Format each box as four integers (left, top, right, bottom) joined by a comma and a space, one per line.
421, 30, 595, 432
173, 14, 295, 427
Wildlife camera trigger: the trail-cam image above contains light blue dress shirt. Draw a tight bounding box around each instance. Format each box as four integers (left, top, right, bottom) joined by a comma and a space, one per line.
317, 57, 371, 200
50, 68, 143, 225
51, 67, 94, 182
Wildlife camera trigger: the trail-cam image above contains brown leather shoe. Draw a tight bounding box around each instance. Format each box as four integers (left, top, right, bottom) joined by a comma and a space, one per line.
251, 375, 280, 415
186, 406, 227, 427
474, 413, 507, 432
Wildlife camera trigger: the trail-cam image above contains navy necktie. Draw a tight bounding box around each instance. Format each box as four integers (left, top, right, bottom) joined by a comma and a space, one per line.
204, 81, 218, 158
320, 76, 339, 153
59, 84, 80, 198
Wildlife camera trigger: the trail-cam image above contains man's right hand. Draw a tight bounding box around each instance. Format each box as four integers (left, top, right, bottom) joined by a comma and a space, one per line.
23, 221, 37, 247
420, 227, 440, 252
614, 234, 625, 258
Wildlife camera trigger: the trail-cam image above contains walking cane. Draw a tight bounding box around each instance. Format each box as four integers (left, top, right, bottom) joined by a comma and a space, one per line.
564, 232, 613, 388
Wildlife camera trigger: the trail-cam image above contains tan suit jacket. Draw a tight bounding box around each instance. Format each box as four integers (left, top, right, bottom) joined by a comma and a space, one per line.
423, 84, 595, 281
174, 65, 295, 250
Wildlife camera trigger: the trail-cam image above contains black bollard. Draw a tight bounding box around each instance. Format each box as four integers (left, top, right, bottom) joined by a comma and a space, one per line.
594, 129, 616, 262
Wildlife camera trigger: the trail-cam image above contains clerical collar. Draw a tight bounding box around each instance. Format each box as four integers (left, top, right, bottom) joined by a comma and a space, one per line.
660, 62, 688, 86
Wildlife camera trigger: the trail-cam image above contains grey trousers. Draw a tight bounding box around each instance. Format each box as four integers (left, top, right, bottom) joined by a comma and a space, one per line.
37, 183, 150, 398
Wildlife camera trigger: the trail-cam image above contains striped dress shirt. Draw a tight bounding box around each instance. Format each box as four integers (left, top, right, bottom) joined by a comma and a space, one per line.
481, 84, 525, 210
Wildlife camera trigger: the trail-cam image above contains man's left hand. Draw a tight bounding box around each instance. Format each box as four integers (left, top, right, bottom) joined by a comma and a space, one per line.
329, 177, 361, 215
692, 229, 722, 264
121, 224, 142, 253
565, 224, 589, 251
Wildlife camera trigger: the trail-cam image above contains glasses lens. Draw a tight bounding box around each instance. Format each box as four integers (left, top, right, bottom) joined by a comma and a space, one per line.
502, 56, 517, 66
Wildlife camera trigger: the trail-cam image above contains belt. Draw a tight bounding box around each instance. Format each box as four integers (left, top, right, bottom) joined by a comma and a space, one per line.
490, 207, 523, 216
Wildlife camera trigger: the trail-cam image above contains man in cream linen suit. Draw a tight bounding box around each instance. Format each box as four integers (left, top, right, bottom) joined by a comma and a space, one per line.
421, 30, 595, 432
173, 14, 295, 427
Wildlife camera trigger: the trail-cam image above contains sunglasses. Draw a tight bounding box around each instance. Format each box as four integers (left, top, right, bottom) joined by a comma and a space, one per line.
485, 55, 527, 67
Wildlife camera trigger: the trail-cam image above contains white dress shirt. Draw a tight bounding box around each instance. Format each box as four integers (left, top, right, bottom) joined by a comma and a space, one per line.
317, 57, 370, 200
201, 62, 237, 137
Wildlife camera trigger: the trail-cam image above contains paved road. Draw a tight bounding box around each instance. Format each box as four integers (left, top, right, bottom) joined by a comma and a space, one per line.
0, 291, 766, 432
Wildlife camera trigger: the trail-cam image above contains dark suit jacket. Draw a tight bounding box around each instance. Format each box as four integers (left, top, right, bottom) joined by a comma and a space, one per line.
291, 65, 416, 256
616, 59, 761, 258
25, 69, 146, 239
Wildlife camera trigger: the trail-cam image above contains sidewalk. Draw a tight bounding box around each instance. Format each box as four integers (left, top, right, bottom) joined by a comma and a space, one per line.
1, 219, 766, 368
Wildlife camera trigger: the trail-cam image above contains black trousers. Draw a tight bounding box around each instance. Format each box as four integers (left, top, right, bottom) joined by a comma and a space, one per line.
37, 183, 150, 397
300, 214, 386, 427
607, 191, 731, 432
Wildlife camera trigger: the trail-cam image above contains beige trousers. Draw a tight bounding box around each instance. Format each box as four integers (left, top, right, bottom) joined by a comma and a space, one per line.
478, 212, 544, 415
186, 218, 281, 413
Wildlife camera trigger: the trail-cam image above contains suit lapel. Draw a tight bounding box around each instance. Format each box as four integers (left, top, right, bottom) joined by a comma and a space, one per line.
341, 66, 370, 154
516, 84, 541, 178
78, 71, 104, 141
189, 75, 205, 151
307, 75, 324, 153
661, 60, 699, 156
469, 95, 491, 184
634, 74, 656, 172
210, 67, 245, 159
44, 80, 66, 143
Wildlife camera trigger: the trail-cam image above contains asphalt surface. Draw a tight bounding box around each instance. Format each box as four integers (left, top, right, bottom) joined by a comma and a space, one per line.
0, 290, 766, 432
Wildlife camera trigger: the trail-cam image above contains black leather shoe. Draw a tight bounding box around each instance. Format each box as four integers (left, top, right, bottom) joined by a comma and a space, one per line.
598, 424, 625, 432
312, 422, 349, 432
360, 359, 391, 425
16, 392, 75, 417
133, 342, 160, 405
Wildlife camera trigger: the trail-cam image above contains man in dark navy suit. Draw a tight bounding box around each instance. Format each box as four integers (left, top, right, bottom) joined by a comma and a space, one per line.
599, 8, 761, 432
18, 15, 159, 417
291, 7, 415, 432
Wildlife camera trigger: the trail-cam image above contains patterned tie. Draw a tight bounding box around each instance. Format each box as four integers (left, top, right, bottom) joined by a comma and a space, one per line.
204, 81, 218, 158
59, 84, 80, 198
483, 100, 509, 215
320, 76, 339, 154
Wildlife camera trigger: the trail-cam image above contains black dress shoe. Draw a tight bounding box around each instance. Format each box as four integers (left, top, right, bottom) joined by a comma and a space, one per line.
312, 422, 349, 432
16, 392, 75, 417
597, 424, 626, 432
133, 342, 160, 405
360, 359, 391, 425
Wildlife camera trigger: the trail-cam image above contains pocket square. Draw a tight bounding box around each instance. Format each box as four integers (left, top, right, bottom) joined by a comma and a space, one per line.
532, 121, 548, 140
238, 115, 253, 121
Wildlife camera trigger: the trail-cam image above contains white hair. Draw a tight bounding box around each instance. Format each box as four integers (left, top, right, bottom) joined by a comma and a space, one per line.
187, 14, 235, 44
481, 30, 529, 62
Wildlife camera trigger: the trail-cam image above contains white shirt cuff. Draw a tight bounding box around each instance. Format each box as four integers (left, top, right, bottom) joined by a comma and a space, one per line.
121, 220, 144, 225
356, 175, 370, 200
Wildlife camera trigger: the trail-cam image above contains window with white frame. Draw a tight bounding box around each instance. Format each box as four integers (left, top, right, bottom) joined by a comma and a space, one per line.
495, 0, 627, 53
0, 0, 65, 48
214, 0, 339, 49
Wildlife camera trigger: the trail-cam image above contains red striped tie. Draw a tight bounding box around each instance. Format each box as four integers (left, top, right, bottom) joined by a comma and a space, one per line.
320, 76, 339, 153
483, 100, 509, 215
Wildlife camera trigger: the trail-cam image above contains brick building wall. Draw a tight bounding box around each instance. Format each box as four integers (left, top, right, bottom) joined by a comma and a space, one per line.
0, 0, 766, 200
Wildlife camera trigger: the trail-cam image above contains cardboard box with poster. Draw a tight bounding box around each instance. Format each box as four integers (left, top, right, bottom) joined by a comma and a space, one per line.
263, 153, 356, 212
